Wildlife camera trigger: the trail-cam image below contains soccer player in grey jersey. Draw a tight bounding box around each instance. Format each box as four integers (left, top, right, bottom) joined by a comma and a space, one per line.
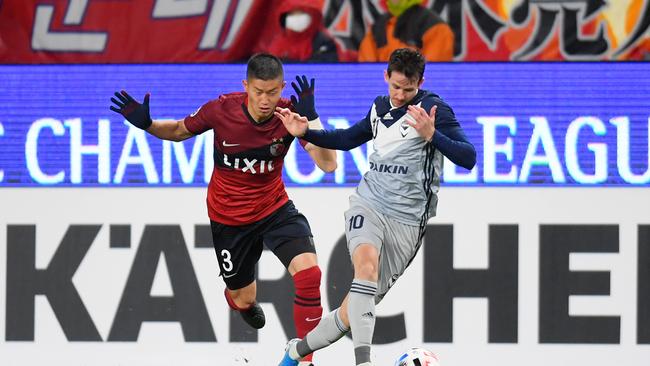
275, 48, 476, 366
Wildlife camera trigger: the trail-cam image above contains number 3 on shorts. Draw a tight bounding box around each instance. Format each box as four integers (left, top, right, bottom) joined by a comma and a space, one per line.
349, 214, 364, 231
220, 249, 233, 272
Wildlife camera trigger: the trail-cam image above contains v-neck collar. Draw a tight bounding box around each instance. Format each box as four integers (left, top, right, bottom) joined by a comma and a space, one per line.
241, 102, 274, 126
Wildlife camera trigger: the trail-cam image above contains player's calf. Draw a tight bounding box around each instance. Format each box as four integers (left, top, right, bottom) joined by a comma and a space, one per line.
224, 289, 266, 329
292, 266, 323, 363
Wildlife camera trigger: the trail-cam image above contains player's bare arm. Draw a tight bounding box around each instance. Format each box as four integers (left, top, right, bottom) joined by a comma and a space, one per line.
304, 142, 337, 173
147, 118, 194, 142
406, 104, 437, 142
110, 90, 193, 142
304, 116, 337, 172
275, 107, 337, 172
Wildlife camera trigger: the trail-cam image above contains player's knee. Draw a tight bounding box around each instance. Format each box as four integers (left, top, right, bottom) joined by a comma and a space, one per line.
353, 260, 378, 281
288, 252, 318, 273
237, 295, 256, 308
293, 265, 322, 296
226, 288, 256, 309
352, 243, 379, 262
352, 245, 379, 279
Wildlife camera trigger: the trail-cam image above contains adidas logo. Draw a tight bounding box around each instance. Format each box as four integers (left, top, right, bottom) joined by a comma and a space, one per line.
361, 312, 374, 318
383, 113, 393, 120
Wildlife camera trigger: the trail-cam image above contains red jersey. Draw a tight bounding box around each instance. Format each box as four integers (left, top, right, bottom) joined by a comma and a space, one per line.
184, 92, 302, 226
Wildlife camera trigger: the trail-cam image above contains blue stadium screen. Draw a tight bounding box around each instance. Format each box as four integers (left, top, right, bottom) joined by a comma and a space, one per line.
0, 63, 648, 187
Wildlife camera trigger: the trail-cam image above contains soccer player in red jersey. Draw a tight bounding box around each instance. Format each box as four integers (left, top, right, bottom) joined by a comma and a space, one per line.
110, 53, 336, 366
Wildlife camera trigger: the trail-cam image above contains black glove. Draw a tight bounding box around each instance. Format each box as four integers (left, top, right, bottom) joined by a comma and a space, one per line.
290, 75, 318, 120
110, 90, 152, 130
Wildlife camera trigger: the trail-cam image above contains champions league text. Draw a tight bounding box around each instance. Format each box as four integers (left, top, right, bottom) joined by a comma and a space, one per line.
1, 116, 648, 186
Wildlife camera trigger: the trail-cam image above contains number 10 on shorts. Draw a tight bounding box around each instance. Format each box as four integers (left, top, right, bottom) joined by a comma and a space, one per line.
349, 215, 364, 231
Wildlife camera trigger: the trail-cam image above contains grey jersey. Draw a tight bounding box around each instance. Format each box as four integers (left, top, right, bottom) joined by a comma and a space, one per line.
303, 90, 476, 230
356, 94, 443, 227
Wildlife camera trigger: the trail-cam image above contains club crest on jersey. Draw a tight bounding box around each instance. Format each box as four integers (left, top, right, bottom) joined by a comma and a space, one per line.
400, 121, 410, 137
270, 137, 285, 157
400, 114, 416, 137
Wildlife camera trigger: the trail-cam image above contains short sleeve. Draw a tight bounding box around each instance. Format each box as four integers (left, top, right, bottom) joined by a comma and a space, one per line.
184, 99, 221, 135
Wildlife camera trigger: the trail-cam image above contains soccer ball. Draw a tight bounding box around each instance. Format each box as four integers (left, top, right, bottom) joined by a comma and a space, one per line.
394, 347, 441, 366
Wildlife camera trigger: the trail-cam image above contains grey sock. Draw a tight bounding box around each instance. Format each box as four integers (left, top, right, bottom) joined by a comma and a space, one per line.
295, 308, 349, 357
348, 279, 377, 365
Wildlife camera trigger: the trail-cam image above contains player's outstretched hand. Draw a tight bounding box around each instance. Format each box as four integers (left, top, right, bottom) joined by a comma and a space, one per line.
110, 90, 153, 130
275, 107, 308, 137
290, 75, 318, 120
406, 104, 437, 142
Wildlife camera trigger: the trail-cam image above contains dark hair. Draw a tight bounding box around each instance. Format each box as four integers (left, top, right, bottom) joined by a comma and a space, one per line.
247, 53, 284, 81
387, 48, 425, 82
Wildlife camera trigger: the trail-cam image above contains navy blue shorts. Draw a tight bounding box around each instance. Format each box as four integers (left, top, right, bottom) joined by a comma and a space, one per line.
210, 200, 316, 290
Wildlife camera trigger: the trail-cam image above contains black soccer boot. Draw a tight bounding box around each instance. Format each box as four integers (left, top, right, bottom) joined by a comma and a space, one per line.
239, 303, 265, 329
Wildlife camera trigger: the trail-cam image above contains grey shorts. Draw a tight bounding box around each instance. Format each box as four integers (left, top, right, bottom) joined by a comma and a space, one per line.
344, 195, 423, 303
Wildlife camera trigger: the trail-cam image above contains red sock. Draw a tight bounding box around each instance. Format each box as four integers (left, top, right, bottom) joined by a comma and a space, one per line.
224, 289, 251, 312
293, 266, 323, 363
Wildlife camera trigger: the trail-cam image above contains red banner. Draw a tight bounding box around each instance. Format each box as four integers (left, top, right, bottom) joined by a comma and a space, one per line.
1, 0, 649, 63
0, 0, 275, 63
